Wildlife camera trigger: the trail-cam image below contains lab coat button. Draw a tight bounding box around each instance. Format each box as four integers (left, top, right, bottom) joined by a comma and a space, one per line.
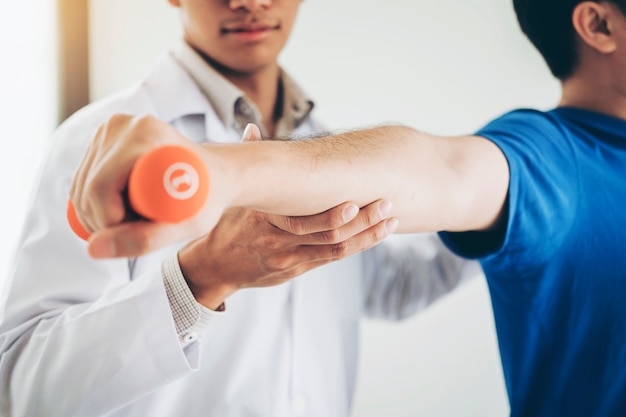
181, 331, 198, 344
291, 394, 308, 414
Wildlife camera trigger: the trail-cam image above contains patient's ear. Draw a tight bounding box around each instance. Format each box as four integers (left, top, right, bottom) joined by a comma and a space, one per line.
167, 0, 182, 8
572, 1, 618, 54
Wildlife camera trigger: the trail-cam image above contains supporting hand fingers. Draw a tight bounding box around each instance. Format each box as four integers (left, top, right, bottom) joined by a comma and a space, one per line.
291, 217, 399, 262
242, 123, 263, 142
266, 202, 360, 236
275, 199, 393, 245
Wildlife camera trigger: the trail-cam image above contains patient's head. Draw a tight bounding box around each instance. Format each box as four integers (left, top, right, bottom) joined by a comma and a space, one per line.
513, 0, 626, 79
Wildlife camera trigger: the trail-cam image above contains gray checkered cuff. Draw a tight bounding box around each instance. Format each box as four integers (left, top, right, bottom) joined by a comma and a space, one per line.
162, 255, 225, 344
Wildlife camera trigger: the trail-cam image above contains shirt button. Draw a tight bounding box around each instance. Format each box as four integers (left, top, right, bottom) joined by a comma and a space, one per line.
181, 331, 198, 344
291, 394, 308, 414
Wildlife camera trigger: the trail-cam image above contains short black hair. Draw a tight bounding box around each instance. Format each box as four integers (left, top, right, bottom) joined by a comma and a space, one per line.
513, 0, 626, 79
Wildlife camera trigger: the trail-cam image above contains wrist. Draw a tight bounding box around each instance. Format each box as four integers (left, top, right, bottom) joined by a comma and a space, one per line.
186, 279, 235, 311
177, 243, 238, 310
197, 143, 244, 210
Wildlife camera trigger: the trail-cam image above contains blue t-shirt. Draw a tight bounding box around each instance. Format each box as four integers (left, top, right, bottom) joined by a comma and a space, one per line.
440, 107, 626, 416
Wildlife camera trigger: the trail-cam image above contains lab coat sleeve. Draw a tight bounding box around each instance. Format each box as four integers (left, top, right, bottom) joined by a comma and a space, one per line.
0, 116, 200, 417
361, 234, 482, 320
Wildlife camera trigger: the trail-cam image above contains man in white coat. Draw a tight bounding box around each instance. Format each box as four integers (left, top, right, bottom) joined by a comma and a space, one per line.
0, 0, 477, 416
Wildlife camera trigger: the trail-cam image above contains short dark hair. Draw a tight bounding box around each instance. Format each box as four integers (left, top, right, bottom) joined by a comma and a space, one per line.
513, 0, 626, 79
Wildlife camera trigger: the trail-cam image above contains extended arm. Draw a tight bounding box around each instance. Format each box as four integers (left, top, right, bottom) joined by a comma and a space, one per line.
71, 115, 510, 258
208, 124, 509, 232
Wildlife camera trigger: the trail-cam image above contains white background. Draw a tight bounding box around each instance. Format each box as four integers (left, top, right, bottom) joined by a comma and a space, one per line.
0, 2, 58, 304
2, 0, 562, 415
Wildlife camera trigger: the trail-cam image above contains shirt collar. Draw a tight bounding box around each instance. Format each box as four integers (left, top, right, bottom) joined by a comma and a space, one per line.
277, 69, 315, 137
171, 40, 314, 137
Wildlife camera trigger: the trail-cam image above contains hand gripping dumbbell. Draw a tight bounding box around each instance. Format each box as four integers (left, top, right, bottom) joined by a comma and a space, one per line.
67, 145, 210, 240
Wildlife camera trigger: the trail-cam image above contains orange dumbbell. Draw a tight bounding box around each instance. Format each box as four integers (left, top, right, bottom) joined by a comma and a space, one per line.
67, 145, 210, 240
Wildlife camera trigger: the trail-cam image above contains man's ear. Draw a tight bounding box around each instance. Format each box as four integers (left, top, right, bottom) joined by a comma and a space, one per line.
572, 1, 618, 54
167, 0, 181, 8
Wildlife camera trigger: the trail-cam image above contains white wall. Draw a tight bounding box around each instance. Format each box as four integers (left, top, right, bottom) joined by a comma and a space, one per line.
0, 2, 58, 300
88, 0, 562, 415
89, 0, 182, 101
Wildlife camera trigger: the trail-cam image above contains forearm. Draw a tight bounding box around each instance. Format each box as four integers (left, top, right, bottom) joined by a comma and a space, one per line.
71, 114, 508, 258
202, 125, 487, 233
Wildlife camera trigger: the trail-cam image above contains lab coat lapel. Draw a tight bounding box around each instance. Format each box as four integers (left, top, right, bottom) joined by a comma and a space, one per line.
142, 51, 241, 145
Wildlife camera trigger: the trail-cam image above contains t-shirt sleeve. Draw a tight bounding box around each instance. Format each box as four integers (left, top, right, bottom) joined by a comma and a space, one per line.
439, 109, 578, 276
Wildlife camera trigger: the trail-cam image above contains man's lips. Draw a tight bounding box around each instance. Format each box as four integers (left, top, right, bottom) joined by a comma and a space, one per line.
221, 22, 280, 34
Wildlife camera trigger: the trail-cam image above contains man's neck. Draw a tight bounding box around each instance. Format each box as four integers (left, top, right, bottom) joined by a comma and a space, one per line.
559, 69, 626, 121
224, 65, 281, 135
187, 44, 282, 135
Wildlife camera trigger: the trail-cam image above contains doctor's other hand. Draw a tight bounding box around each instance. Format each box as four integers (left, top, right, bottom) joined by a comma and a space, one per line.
177, 200, 399, 310
69, 114, 233, 259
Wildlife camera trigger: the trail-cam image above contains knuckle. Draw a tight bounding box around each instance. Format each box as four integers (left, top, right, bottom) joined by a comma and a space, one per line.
261, 234, 282, 252
360, 224, 388, 250
132, 115, 160, 138
265, 254, 293, 271
133, 114, 157, 129
371, 224, 387, 243
107, 113, 133, 131
315, 230, 332, 244
320, 209, 344, 230
283, 216, 305, 235
107, 113, 125, 126
330, 241, 349, 259
86, 177, 106, 196
321, 229, 342, 244
318, 217, 337, 231
362, 207, 379, 226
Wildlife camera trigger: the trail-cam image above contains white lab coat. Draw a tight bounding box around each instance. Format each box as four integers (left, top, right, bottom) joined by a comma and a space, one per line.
0, 51, 479, 417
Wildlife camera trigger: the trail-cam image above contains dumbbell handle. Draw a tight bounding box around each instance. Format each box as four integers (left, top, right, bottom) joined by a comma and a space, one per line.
67, 145, 210, 240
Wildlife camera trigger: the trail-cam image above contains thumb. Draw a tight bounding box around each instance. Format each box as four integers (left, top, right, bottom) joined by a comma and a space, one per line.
87, 221, 189, 258
242, 123, 263, 142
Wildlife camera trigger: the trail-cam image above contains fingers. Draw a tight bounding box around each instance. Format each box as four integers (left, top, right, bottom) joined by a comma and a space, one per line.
242, 123, 263, 142
267, 202, 360, 235
67, 113, 227, 256
70, 115, 136, 234
86, 219, 191, 259
70, 114, 189, 236
228, 215, 397, 285
70, 124, 106, 234
322, 200, 393, 244
271, 200, 394, 245
291, 217, 399, 263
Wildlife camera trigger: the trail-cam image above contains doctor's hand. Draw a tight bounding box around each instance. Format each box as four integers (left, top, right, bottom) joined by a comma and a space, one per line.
69, 114, 234, 259
177, 200, 399, 310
